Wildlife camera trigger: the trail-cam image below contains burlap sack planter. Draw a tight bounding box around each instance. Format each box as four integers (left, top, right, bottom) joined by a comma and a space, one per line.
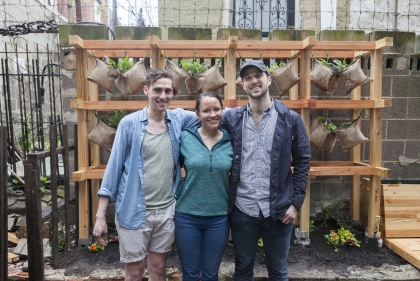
323, 132, 338, 153
338, 59, 370, 94
196, 64, 227, 92
87, 58, 120, 92
336, 118, 368, 151
310, 59, 339, 95
309, 117, 330, 150
236, 76, 244, 89
166, 59, 188, 92
115, 61, 147, 97
185, 75, 202, 95
88, 117, 117, 152
270, 61, 300, 96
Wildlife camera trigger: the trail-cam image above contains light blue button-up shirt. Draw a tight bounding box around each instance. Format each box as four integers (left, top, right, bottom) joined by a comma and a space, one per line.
98, 107, 199, 229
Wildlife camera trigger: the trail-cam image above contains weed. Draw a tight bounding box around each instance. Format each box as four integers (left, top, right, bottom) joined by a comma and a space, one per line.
108, 110, 127, 128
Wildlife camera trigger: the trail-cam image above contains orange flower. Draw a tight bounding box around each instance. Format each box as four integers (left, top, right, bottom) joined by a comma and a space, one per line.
330, 230, 335, 233
332, 235, 337, 240
90, 244, 97, 251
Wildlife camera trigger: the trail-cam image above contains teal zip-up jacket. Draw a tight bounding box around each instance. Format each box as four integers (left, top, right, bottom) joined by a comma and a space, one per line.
176, 126, 233, 216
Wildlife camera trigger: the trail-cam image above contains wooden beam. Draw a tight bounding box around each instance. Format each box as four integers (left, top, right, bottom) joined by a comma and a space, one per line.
313, 41, 377, 51
69, 35, 84, 48
302, 36, 316, 49
311, 50, 364, 58
160, 40, 228, 50
375, 37, 393, 50
237, 40, 304, 50
235, 50, 296, 59
224, 36, 238, 100
93, 50, 150, 58
79, 40, 151, 50
310, 99, 391, 109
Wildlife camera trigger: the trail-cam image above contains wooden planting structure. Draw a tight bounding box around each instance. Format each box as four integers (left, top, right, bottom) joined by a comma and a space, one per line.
69, 35, 393, 244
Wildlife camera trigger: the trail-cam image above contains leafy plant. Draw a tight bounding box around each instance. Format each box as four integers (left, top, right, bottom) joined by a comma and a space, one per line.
40, 176, 50, 197
333, 58, 348, 72
325, 228, 360, 252
108, 110, 127, 128
179, 59, 206, 75
88, 241, 105, 252
316, 116, 337, 131
108, 52, 135, 74
309, 220, 316, 233
12, 178, 20, 189
267, 61, 285, 72
258, 238, 264, 248
58, 238, 66, 252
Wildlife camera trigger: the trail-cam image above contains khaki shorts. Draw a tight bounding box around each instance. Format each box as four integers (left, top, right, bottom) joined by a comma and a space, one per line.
115, 201, 175, 263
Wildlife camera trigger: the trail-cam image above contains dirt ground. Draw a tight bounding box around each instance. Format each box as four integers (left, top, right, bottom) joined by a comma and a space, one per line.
57, 220, 408, 278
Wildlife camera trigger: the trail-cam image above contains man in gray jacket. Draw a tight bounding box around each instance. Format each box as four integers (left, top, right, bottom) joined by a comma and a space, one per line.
222, 59, 311, 281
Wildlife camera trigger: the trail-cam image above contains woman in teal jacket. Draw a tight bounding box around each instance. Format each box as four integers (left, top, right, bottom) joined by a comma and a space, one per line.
175, 92, 233, 281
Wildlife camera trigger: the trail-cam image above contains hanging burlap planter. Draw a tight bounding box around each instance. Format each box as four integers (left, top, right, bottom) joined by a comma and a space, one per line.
236, 76, 244, 89
196, 64, 227, 92
270, 61, 300, 96
88, 117, 117, 152
310, 59, 339, 95
338, 59, 370, 94
115, 61, 147, 97
336, 118, 368, 151
309, 117, 330, 150
87, 58, 120, 92
166, 59, 188, 92
323, 132, 337, 153
185, 75, 202, 95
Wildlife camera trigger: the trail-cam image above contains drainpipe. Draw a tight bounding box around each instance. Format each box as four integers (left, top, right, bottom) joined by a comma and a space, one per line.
393, 0, 398, 30
67, 0, 73, 23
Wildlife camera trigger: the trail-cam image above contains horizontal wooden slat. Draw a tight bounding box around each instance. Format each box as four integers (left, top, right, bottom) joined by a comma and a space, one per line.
311, 99, 392, 109
313, 41, 377, 51
160, 40, 228, 50
91, 50, 151, 58
237, 40, 305, 50
70, 99, 313, 111
80, 40, 152, 50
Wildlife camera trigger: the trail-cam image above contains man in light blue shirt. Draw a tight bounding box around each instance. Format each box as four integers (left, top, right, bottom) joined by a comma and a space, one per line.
93, 69, 199, 281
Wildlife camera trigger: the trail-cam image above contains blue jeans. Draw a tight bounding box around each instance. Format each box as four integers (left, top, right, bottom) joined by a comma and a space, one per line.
230, 207, 293, 281
175, 212, 230, 281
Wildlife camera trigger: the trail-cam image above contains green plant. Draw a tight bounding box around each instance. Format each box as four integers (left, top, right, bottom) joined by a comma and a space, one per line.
108, 52, 135, 74
12, 178, 20, 189
58, 238, 66, 252
40, 176, 50, 197
267, 61, 285, 72
309, 220, 316, 233
325, 228, 360, 252
258, 238, 264, 248
108, 110, 127, 128
333, 58, 348, 72
179, 59, 206, 76
88, 241, 105, 252
316, 116, 337, 131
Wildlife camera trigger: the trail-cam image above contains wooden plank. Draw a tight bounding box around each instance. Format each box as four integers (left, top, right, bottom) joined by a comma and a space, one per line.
375, 37, 394, 50
313, 41, 377, 51
302, 36, 316, 49
235, 50, 296, 59
384, 238, 420, 270
70, 99, 313, 111
237, 40, 304, 50
69, 35, 84, 48
80, 40, 151, 50
311, 51, 360, 59
224, 36, 238, 100
8, 253, 19, 264
8, 232, 19, 244
92, 50, 150, 58
150, 36, 163, 69
162, 50, 226, 59
311, 99, 391, 109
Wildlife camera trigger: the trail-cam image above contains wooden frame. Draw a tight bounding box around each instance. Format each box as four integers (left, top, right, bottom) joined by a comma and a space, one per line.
70, 35, 392, 242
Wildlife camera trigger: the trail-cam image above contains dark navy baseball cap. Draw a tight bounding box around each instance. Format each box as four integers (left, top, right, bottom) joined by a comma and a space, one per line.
239, 59, 269, 79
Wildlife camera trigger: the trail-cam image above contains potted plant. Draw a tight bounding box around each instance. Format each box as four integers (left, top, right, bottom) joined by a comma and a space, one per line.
268, 58, 300, 96
196, 55, 227, 92
88, 110, 126, 152
113, 52, 148, 97
165, 58, 189, 94
309, 115, 331, 150
335, 115, 368, 150
87, 55, 120, 93
335, 58, 370, 93
180, 51, 207, 95
310, 55, 340, 95
316, 115, 338, 153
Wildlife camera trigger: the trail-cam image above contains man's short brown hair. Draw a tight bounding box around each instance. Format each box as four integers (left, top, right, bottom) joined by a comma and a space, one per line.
145, 69, 173, 89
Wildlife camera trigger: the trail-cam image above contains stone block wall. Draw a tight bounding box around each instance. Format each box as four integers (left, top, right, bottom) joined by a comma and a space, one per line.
58, 26, 420, 217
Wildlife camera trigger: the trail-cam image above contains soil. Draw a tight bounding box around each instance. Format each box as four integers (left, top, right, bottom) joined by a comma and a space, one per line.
57, 221, 408, 278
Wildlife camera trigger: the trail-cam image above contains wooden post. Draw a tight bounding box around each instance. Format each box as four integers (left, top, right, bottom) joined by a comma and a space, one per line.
150, 36, 163, 69
0, 127, 7, 281
298, 43, 313, 233
367, 47, 383, 237
88, 53, 101, 227
350, 55, 363, 221
24, 161, 44, 281
75, 39, 90, 244
224, 36, 238, 100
